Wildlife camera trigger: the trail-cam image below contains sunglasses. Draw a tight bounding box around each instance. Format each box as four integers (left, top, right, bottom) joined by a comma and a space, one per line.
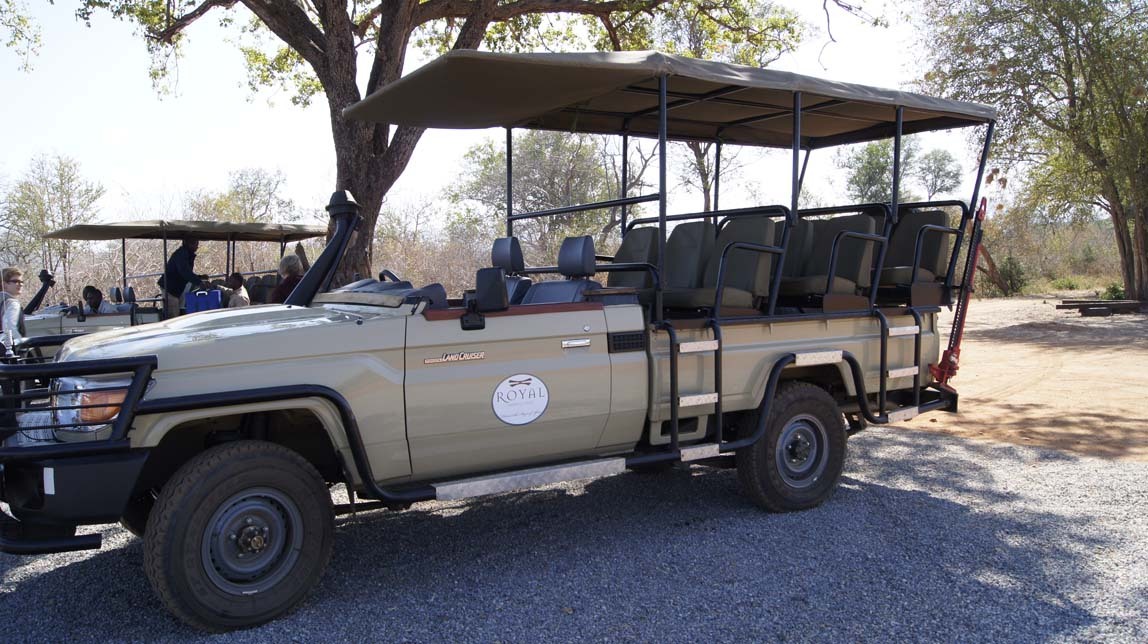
5, 280, 23, 285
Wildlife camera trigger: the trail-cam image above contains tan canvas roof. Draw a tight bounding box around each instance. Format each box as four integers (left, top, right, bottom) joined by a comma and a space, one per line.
344, 50, 995, 149
44, 220, 328, 243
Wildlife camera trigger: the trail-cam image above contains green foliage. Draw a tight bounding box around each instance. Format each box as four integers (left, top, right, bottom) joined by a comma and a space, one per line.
997, 255, 1028, 296
1049, 276, 1079, 290
1, 0, 41, 69
916, 0, 1148, 300
914, 149, 961, 200
449, 131, 619, 265
835, 138, 920, 204
183, 168, 301, 223
0, 154, 106, 294
1102, 283, 1126, 301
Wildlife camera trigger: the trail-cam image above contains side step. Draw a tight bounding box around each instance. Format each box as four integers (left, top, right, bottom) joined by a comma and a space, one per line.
433, 458, 626, 501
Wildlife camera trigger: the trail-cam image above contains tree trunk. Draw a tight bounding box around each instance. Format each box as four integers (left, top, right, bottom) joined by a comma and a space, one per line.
1106, 201, 1136, 298
976, 244, 1008, 295
686, 141, 712, 212
1132, 206, 1148, 301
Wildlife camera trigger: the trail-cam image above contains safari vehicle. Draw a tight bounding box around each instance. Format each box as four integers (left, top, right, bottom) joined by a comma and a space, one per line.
0, 51, 994, 631
19, 220, 326, 345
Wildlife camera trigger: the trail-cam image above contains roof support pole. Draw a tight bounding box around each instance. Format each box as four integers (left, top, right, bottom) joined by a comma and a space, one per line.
766, 91, 802, 316
121, 239, 127, 291
969, 121, 994, 209
656, 74, 668, 321
797, 149, 811, 196
621, 132, 629, 238
891, 106, 903, 224
161, 230, 169, 319
869, 106, 904, 307
713, 140, 722, 226
505, 127, 514, 238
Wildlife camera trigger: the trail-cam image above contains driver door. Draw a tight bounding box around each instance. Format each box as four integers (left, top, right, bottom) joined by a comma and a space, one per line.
404, 303, 611, 479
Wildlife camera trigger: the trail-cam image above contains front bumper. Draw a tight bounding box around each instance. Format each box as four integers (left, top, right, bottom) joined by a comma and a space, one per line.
1, 354, 156, 555
1, 447, 150, 555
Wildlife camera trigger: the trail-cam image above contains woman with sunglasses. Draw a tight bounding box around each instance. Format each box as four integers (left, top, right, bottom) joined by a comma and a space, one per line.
1, 267, 25, 348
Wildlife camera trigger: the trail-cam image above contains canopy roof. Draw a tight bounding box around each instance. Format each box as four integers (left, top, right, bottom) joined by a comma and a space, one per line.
44, 220, 328, 243
344, 50, 995, 149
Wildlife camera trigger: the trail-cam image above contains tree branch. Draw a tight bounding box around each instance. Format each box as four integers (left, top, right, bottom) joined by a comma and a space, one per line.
414, 0, 668, 26
240, 0, 328, 75
154, 0, 238, 43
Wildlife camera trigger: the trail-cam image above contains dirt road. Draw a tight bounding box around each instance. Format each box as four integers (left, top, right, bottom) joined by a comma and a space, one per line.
904, 296, 1148, 461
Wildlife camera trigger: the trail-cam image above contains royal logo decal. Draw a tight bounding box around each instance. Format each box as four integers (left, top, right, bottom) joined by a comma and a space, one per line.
492, 373, 549, 425
423, 351, 485, 365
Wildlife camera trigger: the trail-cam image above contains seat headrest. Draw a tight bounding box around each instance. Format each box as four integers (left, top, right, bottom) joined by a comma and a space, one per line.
124, 287, 136, 303
491, 237, 525, 273
558, 236, 597, 278
108, 286, 123, 303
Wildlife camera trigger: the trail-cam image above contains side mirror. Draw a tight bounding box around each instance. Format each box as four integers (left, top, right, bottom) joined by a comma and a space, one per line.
461, 267, 508, 331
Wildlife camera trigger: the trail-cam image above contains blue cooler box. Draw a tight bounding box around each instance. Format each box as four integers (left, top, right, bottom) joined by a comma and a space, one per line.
185, 290, 223, 313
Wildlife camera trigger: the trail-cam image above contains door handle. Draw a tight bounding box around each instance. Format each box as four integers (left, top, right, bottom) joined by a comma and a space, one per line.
561, 338, 591, 349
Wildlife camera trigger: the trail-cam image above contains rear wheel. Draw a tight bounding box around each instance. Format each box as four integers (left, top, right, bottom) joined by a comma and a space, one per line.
143, 441, 334, 632
736, 382, 846, 512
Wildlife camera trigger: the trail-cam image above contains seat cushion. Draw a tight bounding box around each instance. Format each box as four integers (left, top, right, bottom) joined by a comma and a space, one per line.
703, 216, 776, 296
779, 275, 859, 297
492, 237, 526, 273
520, 278, 602, 305
885, 210, 950, 276
608, 227, 659, 288
557, 236, 597, 278
505, 275, 532, 304
662, 286, 756, 309
664, 222, 715, 289
879, 266, 937, 286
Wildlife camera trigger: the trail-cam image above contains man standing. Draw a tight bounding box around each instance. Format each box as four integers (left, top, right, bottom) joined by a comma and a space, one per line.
161, 239, 208, 317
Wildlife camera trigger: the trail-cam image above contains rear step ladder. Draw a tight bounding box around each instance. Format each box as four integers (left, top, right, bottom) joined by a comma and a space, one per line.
660, 319, 725, 460
876, 307, 924, 423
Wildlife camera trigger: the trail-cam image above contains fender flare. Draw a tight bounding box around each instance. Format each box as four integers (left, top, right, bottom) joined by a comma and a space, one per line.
135, 385, 435, 504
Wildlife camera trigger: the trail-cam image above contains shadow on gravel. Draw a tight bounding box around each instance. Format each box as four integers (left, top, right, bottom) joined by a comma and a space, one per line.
0, 430, 1116, 643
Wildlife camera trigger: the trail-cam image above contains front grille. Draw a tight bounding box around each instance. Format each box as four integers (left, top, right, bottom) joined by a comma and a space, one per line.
608, 331, 647, 353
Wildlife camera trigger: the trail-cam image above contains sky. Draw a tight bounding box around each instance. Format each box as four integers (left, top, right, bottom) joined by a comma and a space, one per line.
0, 1, 981, 226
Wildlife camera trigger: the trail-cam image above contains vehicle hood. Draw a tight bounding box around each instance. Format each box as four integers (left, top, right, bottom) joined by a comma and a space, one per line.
57, 305, 367, 370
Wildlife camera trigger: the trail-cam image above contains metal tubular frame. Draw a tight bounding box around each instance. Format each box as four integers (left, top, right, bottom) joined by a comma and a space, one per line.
656, 75, 669, 321
620, 132, 629, 236
509, 195, 660, 222
506, 128, 514, 237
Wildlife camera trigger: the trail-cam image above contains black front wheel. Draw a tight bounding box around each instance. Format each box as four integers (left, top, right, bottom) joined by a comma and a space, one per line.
143, 441, 334, 632
736, 382, 846, 512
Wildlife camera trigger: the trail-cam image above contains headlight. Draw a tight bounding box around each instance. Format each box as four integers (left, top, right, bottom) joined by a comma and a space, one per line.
53, 376, 132, 432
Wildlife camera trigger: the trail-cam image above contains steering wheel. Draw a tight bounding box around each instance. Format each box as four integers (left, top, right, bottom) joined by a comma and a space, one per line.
379, 269, 402, 283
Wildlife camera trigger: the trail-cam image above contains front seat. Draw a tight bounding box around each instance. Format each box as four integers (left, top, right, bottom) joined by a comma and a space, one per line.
519, 236, 601, 304
492, 237, 533, 304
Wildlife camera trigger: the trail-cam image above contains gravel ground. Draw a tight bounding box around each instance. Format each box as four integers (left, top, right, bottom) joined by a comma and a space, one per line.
2, 426, 1146, 643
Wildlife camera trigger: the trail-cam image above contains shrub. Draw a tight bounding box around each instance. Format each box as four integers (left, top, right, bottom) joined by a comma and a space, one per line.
1101, 282, 1125, 300
999, 255, 1028, 296
1050, 276, 1080, 290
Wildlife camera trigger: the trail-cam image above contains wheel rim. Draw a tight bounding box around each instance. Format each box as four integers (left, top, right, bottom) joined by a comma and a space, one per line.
775, 413, 828, 489
201, 487, 304, 596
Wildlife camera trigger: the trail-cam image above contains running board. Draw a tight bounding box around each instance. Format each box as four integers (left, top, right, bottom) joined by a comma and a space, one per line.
433, 458, 626, 501
680, 444, 721, 461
